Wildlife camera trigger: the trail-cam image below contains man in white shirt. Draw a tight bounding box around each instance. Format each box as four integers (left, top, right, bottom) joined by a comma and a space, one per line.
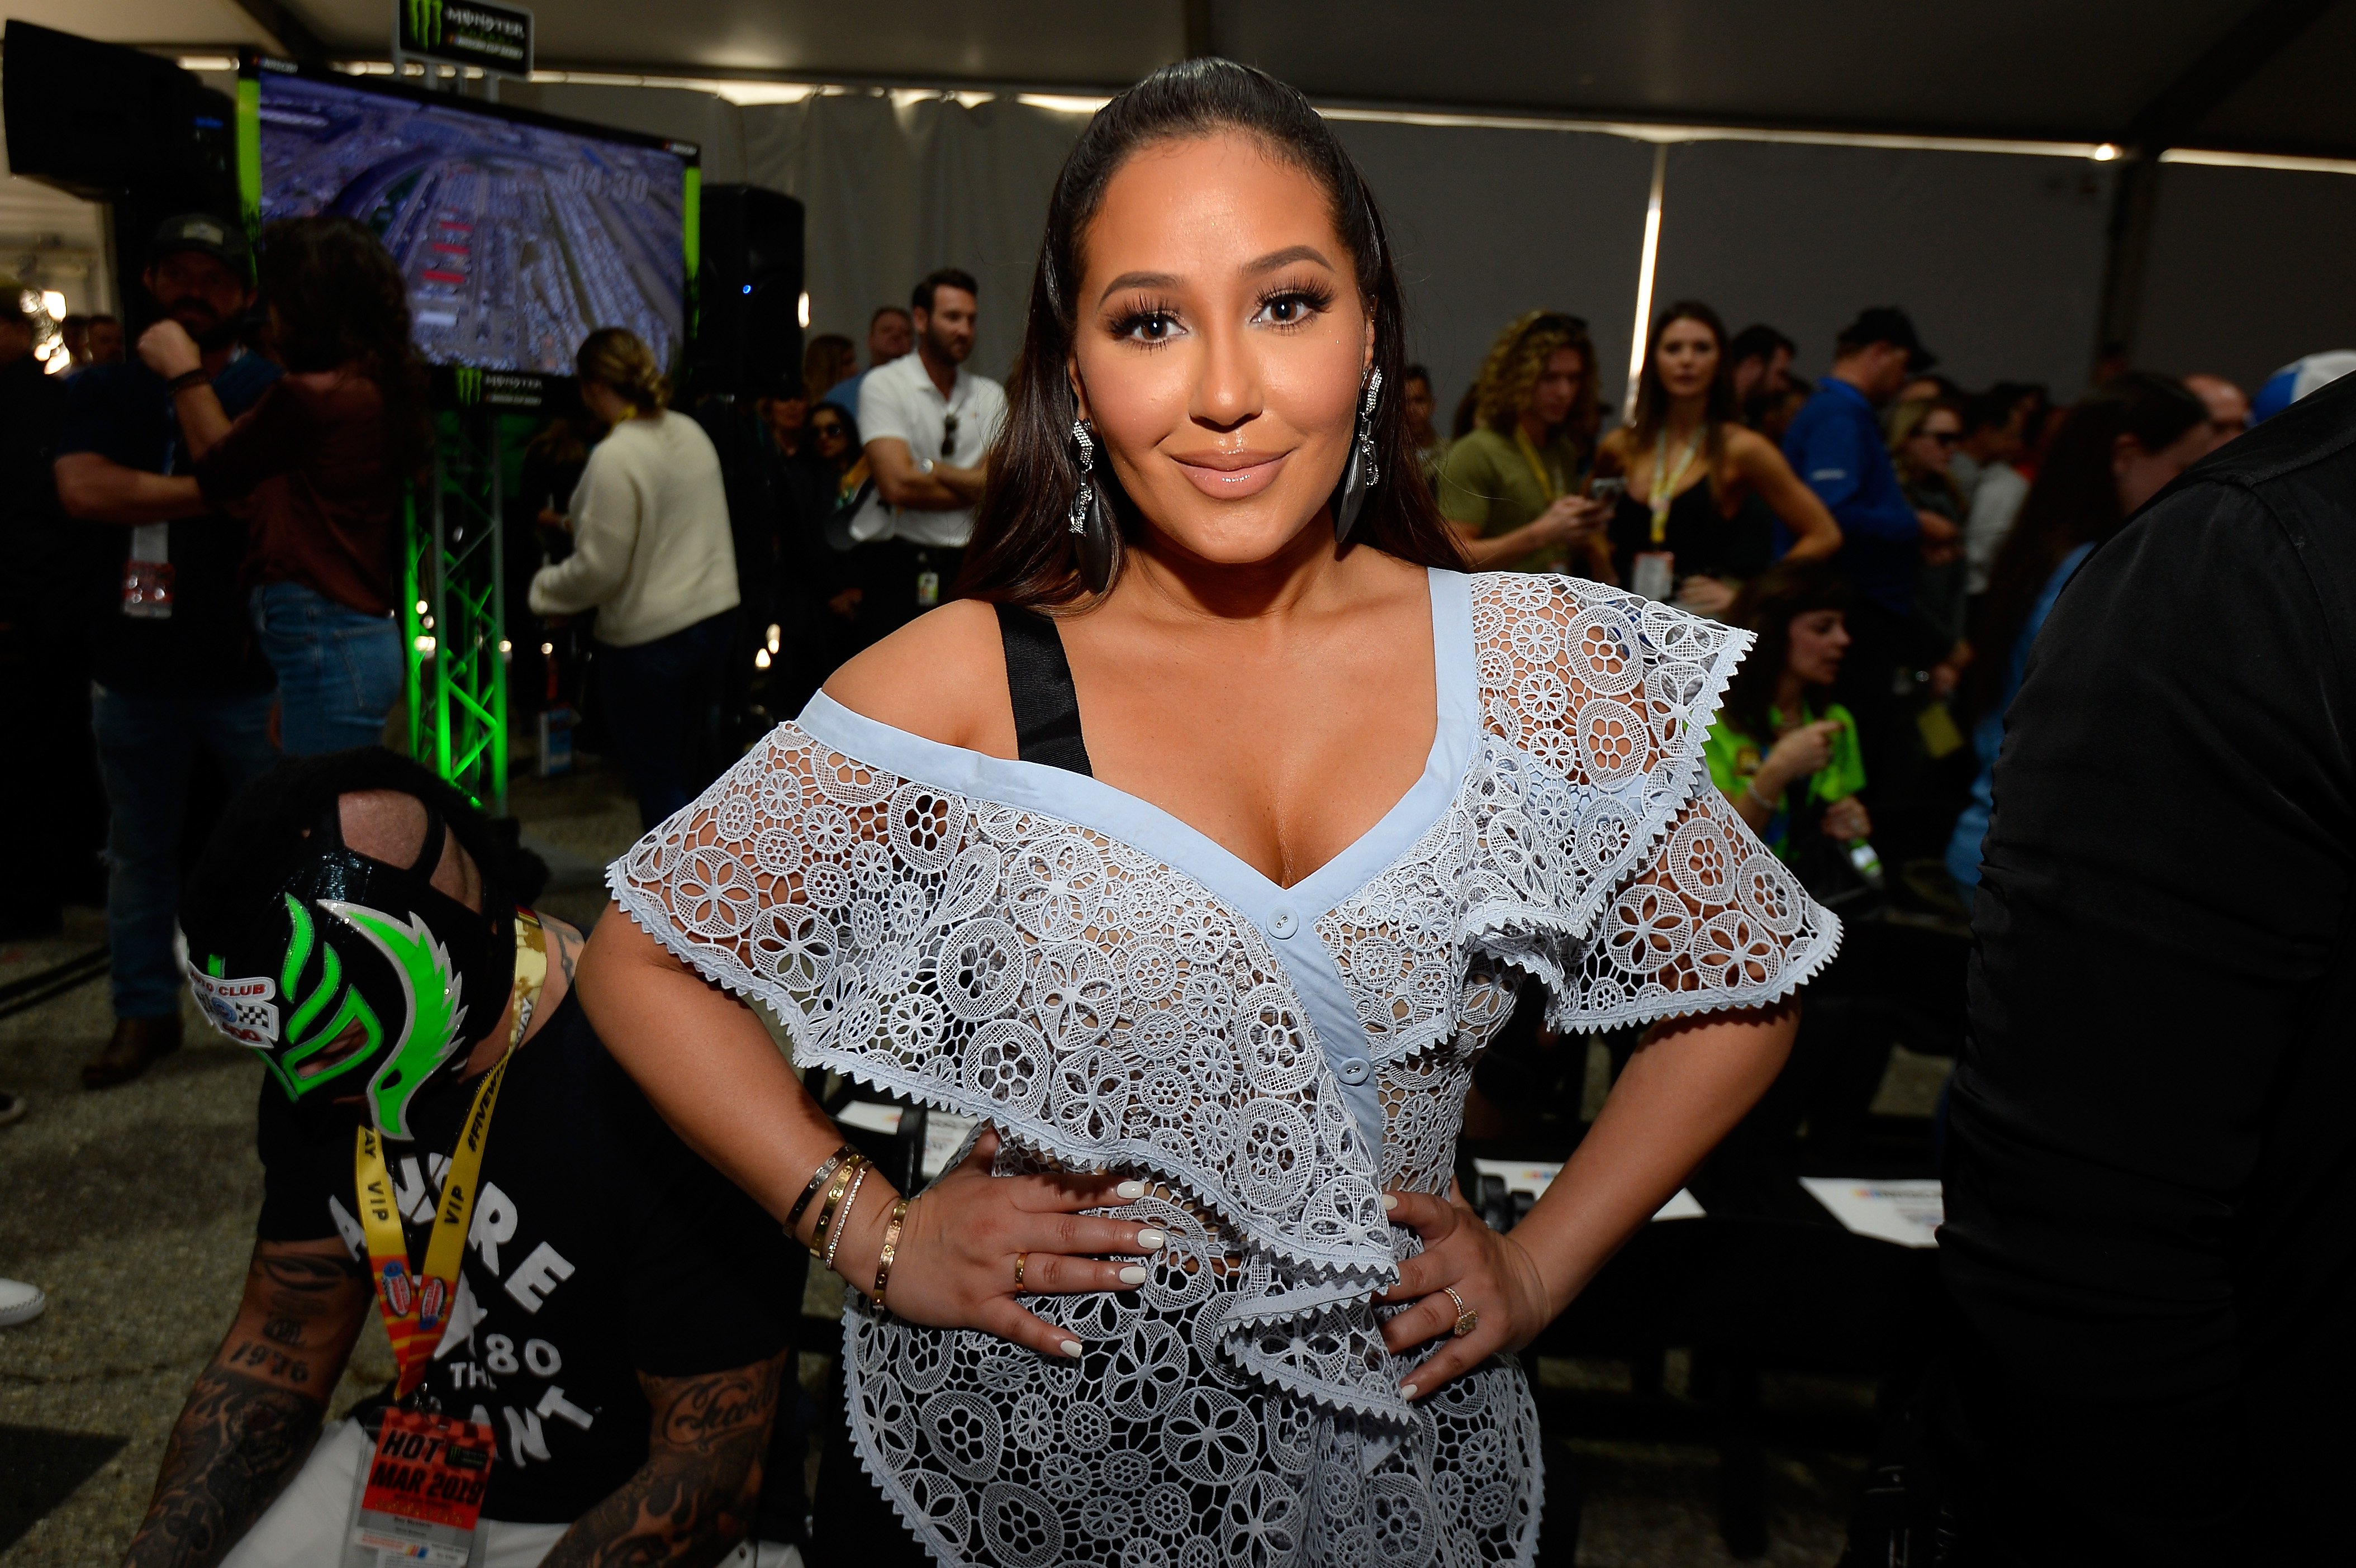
1955, 388, 2032, 600
856, 268, 1007, 636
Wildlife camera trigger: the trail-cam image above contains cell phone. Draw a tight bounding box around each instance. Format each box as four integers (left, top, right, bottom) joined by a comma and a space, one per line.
1588, 476, 1627, 503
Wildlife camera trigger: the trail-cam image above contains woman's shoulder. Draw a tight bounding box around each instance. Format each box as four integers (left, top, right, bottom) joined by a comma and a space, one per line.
1467, 571, 1747, 726
820, 597, 1015, 756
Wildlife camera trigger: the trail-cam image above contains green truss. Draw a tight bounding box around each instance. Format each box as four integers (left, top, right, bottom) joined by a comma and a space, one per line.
403, 410, 510, 813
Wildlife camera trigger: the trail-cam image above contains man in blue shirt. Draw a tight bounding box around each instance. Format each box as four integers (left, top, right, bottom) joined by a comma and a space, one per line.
818, 303, 913, 420
55, 213, 284, 1089
1782, 308, 1959, 775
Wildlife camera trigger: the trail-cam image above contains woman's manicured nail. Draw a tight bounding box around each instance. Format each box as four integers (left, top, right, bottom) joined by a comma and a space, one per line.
1115, 1179, 1147, 1199
1399, 1382, 1419, 1399
1381, 1194, 1400, 1211
1118, 1266, 1148, 1285
1060, 1339, 1085, 1358
1136, 1229, 1167, 1251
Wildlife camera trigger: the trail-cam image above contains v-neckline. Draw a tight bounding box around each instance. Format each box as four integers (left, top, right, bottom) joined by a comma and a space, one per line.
796, 568, 1480, 926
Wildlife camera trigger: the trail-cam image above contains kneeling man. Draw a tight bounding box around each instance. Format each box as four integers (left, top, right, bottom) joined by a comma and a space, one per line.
126, 749, 798, 1567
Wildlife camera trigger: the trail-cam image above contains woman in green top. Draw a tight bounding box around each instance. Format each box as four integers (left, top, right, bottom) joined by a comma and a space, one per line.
1433, 310, 1613, 574
1703, 560, 1872, 860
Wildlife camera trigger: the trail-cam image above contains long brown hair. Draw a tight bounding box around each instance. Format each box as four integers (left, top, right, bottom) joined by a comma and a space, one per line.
958, 58, 1465, 608
256, 216, 430, 473
1965, 372, 2208, 716
1722, 560, 1854, 744
1628, 300, 1735, 486
1471, 310, 1600, 462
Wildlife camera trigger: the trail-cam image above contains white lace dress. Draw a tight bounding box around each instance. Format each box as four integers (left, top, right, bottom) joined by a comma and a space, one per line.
611, 569, 1839, 1568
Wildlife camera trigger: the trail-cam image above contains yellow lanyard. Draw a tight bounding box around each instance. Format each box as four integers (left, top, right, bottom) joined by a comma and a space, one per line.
1512, 425, 1563, 503
354, 913, 547, 1403
1649, 427, 1706, 545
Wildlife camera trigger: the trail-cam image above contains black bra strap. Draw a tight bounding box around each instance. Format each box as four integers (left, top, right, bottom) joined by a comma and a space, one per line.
996, 604, 1093, 776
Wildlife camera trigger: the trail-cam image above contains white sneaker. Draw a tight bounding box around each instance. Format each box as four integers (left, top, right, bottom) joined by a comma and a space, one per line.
0, 1277, 46, 1327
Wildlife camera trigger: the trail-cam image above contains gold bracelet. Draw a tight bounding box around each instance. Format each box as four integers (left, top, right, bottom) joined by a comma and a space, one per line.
822, 1164, 870, 1273
808, 1153, 867, 1258
785, 1143, 861, 1234
873, 1198, 910, 1304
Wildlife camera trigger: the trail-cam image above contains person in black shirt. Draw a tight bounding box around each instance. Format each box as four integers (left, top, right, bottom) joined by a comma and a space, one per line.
127, 749, 799, 1567
56, 214, 283, 1089
1937, 369, 2356, 1561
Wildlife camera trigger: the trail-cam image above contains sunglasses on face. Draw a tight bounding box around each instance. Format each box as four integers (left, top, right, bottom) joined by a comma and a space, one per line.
813, 422, 846, 440
1923, 430, 1962, 445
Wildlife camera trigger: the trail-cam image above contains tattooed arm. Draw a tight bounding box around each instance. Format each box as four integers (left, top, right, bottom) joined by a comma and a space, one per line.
124, 1239, 372, 1567
540, 1352, 787, 1567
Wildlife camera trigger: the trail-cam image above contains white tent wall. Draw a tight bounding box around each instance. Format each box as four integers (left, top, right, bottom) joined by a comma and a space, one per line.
2132, 161, 2356, 393
1328, 118, 1654, 422
1652, 140, 2117, 405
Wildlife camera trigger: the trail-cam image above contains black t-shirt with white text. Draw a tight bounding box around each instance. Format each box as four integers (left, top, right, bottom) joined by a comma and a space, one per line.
255, 989, 796, 1524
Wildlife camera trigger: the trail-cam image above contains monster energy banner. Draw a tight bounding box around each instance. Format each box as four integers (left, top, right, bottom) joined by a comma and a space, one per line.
395, 0, 533, 78
437, 365, 549, 410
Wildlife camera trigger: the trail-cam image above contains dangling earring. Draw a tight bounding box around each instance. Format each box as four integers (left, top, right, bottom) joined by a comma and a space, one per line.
1331, 366, 1383, 544
1068, 418, 1118, 594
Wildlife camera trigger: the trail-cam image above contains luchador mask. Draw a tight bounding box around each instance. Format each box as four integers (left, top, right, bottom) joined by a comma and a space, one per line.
182, 796, 516, 1141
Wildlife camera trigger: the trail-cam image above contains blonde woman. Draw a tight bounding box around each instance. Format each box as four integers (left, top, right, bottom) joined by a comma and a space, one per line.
530, 328, 740, 828
1432, 310, 1614, 573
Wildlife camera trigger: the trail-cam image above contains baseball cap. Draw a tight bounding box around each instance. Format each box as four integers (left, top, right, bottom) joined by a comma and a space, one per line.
149, 213, 253, 278
1839, 307, 1937, 373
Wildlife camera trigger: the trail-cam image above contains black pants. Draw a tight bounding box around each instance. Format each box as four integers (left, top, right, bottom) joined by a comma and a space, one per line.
856, 541, 966, 644
597, 609, 739, 830
806, 1362, 932, 1564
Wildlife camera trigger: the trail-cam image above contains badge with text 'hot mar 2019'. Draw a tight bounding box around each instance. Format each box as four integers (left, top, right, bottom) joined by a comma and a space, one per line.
346, 1408, 493, 1566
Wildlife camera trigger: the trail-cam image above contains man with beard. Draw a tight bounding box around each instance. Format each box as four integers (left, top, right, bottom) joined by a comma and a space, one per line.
55, 215, 282, 1089
854, 268, 1005, 638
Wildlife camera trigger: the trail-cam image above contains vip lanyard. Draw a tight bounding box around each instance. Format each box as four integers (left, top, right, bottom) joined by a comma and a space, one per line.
354, 913, 548, 1404
1512, 425, 1562, 502
1648, 427, 1706, 546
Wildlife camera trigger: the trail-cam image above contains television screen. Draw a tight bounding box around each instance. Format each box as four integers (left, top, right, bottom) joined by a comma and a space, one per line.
254, 70, 688, 376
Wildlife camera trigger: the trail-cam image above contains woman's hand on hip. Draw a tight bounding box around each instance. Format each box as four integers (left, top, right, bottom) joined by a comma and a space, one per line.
1377, 1184, 1556, 1400
876, 1128, 1166, 1360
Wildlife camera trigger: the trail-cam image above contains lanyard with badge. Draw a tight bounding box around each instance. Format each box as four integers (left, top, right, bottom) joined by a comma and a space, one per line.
1632, 427, 1705, 602
344, 913, 547, 1567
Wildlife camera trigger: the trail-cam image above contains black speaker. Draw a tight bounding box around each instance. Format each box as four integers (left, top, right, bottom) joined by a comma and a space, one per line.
694, 184, 805, 400
3, 21, 238, 328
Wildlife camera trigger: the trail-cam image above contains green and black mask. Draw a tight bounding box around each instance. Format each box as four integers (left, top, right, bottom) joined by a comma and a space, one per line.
183, 786, 516, 1142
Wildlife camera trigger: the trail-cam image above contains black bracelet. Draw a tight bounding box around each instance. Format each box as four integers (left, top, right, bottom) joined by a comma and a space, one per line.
165, 369, 209, 395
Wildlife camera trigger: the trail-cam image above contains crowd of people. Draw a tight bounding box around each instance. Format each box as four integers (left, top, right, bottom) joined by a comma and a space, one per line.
1, 50, 2353, 1568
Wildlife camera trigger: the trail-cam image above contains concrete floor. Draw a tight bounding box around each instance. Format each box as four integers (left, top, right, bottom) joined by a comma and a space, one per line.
0, 752, 1879, 1566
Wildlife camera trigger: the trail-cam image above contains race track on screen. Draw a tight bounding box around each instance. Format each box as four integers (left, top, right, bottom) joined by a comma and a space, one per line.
257, 73, 685, 374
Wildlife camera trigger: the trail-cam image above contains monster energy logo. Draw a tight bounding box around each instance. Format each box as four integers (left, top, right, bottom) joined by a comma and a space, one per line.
407, 0, 444, 48
401, 0, 530, 69
454, 365, 482, 405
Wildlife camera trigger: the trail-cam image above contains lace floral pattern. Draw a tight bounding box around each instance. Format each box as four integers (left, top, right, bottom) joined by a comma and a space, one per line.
610, 571, 1837, 1568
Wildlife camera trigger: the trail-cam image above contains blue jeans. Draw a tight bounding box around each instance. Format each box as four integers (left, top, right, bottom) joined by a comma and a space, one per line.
250, 582, 403, 757
92, 684, 279, 1018
598, 612, 739, 830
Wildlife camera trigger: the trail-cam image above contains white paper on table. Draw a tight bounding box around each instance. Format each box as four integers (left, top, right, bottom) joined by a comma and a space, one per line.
1800, 1177, 1944, 1248
1472, 1159, 1703, 1222
837, 1100, 904, 1135
920, 1111, 979, 1180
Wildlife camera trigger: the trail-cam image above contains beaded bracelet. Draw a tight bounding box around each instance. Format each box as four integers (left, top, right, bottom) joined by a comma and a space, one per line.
873, 1198, 910, 1304
808, 1153, 867, 1261
822, 1163, 871, 1273
784, 1143, 861, 1236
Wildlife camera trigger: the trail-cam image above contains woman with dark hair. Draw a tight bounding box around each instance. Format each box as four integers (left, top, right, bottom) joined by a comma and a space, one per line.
576, 59, 1835, 1566
1597, 301, 1839, 614
1889, 397, 1972, 695
139, 214, 429, 753
1433, 309, 1615, 572
1705, 560, 1871, 864
1946, 371, 2212, 894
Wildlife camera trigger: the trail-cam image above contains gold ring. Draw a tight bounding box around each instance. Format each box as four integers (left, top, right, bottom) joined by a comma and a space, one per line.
1014, 1252, 1028, 1290
1443, 1285, 1477, 1339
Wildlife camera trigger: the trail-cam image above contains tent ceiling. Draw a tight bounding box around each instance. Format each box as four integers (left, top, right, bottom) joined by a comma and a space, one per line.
34, 0, 2356, 158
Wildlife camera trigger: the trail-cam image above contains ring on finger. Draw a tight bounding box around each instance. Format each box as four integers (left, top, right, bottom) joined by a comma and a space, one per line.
1014, 1252, 1028, 1291
1442, 1285, 1478, 1339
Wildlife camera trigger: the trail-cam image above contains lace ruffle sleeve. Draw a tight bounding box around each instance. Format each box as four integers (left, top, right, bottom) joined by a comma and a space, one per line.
1454, 573, 1840, 1032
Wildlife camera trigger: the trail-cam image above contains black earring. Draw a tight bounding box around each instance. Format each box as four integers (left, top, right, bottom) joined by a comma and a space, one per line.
1331, 367, 1383, 544
1068, 419, 1118, 595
